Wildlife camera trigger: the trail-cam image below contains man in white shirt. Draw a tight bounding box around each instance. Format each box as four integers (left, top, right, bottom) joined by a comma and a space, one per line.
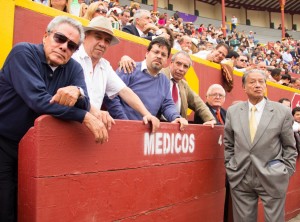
72, 16, 160, 132
231, 16, 237, 32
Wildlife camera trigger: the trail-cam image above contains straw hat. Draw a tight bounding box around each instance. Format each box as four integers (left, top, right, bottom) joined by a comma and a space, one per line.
84, 16, 120, 45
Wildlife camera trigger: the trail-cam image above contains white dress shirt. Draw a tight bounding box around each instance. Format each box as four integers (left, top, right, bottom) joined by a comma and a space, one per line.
248, 98, 266, 126
72, 45, 126, 109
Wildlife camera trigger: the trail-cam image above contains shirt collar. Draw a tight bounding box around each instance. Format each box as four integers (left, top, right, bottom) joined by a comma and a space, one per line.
248, 98, 266, 112
78, 44, 90, 59
38, 44, 65, 69
141, 60, 160, 77
136, 27, 145, 37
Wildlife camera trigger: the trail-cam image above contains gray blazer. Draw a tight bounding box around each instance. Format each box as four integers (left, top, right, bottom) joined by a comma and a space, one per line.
224, 100, 297, 198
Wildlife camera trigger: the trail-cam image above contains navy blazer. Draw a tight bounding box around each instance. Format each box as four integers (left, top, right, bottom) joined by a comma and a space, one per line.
122, 24, 154, 41
194, 102, 226, 125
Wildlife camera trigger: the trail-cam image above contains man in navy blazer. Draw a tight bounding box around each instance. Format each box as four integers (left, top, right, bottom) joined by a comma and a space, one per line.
122, 9, 169, 41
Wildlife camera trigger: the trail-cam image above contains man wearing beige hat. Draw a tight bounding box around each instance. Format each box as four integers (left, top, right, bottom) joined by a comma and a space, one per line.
72, 16, 160, 132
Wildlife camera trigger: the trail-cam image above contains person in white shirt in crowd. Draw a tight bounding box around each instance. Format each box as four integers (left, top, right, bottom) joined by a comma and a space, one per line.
72, 16, 160, 133
231, 15, 237, 32
278, 98, 291, 108
194, 43, 229, 64
282, 48, 293, 69
173, 35, 192, 54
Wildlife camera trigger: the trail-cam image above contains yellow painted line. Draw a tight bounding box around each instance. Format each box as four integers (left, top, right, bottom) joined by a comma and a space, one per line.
0, 0, 15, 68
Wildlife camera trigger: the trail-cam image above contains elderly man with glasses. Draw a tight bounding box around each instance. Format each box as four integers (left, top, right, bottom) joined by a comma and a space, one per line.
194, 84, 227, 125
0, 16, 109, 222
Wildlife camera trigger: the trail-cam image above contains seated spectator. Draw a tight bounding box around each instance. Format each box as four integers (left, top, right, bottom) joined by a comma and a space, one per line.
281, 74, 292, 86
194, 43, 229, 64
216, 33, 225, 44
234, 55, 252, 72
268, 68, 281, 83
291, 78, 300, 89
119, 9, 131, 29
79, 3, 88, 17
48, 0, 70, 13
278, 98, 291, 108
225, 50, 240, 66
292, 107, 300, 132
84, 2, 108, 20
173, 35, 192, 54
122, 9, 169, 41
157, 26, 174, 47
106, 37, 188, 130
157, 13, 166, 26
194, 84, 226, 125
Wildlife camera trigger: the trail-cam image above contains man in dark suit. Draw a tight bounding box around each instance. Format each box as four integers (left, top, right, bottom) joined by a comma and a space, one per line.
194, 84, 226, 125
122, 9, 169, 41
224, 69, 297, 221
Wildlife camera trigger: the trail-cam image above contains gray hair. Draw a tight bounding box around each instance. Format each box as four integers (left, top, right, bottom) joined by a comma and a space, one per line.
206, 84, 226, 97
242, 69, 267, 86
171, 51, 193, 67
133, 9, 150, 25
46, 16, 84, 45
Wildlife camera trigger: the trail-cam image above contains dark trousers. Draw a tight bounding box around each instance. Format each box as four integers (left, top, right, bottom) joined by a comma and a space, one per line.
0, 136, 18, 222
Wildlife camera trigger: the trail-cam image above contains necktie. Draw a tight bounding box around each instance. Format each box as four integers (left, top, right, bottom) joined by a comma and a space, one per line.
172, 79, 178, 103
216, 109, 224, 125
249, 106, 257, 142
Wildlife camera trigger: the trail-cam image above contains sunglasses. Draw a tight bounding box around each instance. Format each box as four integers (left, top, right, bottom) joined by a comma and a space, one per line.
96, 8, 107, 14
51, 32, 79, 52
239, 59, 248, 62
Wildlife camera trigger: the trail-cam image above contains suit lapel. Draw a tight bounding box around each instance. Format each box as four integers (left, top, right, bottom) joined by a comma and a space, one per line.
239, 102, 252, 147
251, 101, 274, 147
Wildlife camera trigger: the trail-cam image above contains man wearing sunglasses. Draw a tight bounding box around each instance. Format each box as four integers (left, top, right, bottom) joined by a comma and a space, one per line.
72, 16, 160, 133
0, 16, 111, 222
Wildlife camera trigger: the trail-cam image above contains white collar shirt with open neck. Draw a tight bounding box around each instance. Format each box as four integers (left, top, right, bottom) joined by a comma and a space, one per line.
140, 60, 161, 77
72, 45, 126, 109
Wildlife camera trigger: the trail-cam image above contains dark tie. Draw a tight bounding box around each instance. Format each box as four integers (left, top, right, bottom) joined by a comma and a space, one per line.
172, 79, 178, 103
216, 109, 224, 125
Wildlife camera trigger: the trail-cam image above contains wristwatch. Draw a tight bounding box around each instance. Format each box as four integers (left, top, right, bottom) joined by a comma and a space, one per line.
77, 87, 85, 99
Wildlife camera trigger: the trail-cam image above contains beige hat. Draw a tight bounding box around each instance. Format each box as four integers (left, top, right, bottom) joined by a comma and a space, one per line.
84, 16, 120, 46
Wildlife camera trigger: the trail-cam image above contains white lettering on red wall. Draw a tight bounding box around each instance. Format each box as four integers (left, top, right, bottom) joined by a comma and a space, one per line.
144, 133, 195, 155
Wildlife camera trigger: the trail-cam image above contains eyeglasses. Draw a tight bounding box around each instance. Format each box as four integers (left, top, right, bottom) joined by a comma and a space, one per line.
96, 8, 107, 14
239, 59, 248, 62
50, 32, 79, 52
209, 93, 225, 98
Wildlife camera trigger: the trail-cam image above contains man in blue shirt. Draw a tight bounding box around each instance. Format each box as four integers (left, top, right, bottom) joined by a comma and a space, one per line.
0, 16, 106, 221
106, 37, 188, 130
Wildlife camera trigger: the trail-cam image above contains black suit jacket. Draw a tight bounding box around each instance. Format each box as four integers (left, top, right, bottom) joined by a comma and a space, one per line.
122, 24, 154, 41
194, 102, 226, 125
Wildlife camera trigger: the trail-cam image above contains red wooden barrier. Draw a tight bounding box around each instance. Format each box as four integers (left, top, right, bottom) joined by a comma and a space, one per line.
18, 116, 225, 222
